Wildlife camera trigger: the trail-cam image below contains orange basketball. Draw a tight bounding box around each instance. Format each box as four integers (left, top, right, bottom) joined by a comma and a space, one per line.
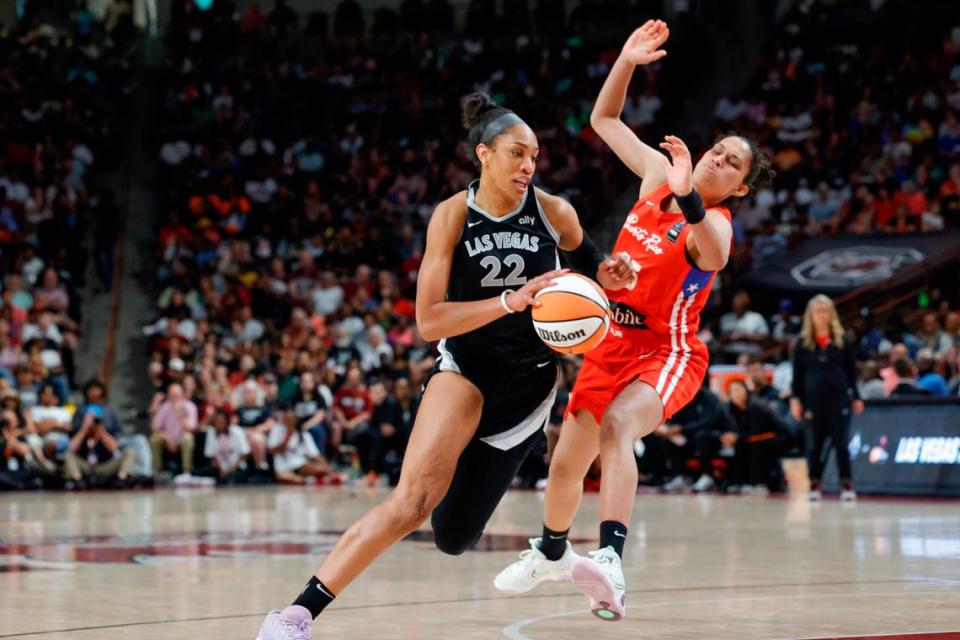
531, 273, 610, 354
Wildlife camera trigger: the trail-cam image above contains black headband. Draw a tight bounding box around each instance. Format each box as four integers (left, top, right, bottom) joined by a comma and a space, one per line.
479, 113, 526, 145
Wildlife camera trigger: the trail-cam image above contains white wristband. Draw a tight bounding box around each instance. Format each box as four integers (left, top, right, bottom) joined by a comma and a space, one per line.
500, 289, 516, 314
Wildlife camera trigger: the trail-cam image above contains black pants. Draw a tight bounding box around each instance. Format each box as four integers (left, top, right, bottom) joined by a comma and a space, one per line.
430, 428, 541, 555
806, 396, 852, 482
642, 434, 694, 478
736, 434, 793, 487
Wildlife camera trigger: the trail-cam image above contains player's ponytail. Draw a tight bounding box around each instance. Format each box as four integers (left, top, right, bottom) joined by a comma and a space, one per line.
461, 92, 525, 170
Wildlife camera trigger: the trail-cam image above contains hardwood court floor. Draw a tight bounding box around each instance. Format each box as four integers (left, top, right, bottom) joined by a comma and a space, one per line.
1, 486, 959, 639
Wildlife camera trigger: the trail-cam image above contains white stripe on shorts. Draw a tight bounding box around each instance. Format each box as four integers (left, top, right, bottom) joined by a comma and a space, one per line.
655, 292, 685, 394
661, 295, 697, 405
480, 377, 559, 451
436, 338, 461, 374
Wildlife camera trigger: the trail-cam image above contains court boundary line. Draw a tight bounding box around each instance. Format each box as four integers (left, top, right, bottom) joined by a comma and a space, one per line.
775, 631, 960, 640
0, 578, 941, 638
501, 590, 960, 640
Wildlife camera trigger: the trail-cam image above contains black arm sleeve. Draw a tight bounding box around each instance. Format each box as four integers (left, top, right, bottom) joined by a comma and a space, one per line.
559, 231, 605, 279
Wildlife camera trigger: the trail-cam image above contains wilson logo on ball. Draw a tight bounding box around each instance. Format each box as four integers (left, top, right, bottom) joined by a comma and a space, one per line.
531, 273, 610, 355
536, 327, 588, 342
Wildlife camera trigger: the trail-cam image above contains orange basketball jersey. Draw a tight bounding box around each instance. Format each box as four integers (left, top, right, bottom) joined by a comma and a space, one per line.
606, 182, 732, 339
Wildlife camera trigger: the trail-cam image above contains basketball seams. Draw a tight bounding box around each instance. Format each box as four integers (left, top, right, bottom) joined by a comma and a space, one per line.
531, 273, 610, 354
536, 274, 609, 308
532, 291, 607, 323
532, 289, 609, 314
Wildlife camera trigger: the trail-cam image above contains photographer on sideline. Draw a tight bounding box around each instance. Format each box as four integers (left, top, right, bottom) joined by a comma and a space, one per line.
64, 405, 135, 489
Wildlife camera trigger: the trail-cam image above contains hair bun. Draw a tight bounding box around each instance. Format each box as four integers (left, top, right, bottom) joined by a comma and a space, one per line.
461, 92, 498, 129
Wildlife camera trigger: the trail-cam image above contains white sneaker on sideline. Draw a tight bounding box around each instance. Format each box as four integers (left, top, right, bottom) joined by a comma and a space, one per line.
840, 489, 857, 502
809, 489, 822, 502
571, 546, 626, 621
661, 476, 689, 493
691, 474, 715, 492
494, 537, 578, 594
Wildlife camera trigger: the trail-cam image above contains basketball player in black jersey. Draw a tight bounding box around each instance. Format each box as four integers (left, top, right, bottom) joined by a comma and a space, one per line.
257, 92, 637, 639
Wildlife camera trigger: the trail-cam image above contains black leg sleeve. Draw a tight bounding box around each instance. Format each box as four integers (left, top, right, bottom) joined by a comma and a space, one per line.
430, 429, 541, 556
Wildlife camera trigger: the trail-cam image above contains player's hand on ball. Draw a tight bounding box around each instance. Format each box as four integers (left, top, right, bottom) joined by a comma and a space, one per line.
620, 20, 669, 66
597, 251, 640, 291
659, 135, 693, 197
506, 269, 569, 312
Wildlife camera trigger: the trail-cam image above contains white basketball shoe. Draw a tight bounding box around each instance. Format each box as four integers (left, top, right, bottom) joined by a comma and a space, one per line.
494, 537, 578, 593
256, 605, 312, 640
571, 546, 626, 621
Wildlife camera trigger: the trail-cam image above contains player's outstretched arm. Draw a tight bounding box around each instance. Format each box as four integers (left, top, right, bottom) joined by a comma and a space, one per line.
415, 194, 566, 341
590, 20, 669, 195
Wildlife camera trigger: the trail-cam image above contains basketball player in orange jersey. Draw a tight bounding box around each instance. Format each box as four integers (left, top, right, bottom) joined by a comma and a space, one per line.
495, 20, 775, 621
257, 93, 638, 639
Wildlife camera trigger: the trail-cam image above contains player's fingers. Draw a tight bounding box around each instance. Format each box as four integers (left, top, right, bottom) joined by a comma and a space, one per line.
619, 252, 641, 273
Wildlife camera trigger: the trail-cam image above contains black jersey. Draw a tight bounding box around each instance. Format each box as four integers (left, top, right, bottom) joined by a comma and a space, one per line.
442, 180, 560, 362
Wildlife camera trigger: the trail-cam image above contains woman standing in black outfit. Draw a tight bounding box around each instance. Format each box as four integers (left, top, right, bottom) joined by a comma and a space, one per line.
790, 294, 864, 501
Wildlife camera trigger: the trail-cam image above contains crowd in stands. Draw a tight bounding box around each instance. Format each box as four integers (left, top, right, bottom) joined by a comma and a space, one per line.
713, 0, 960, 274
144, 0, 673, 487
4, 0, 958, 495
0, 8, 140, 490
142, 0, 960, 493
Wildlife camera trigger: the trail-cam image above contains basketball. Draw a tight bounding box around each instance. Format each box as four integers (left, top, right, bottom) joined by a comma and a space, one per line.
531, 274, 611, 354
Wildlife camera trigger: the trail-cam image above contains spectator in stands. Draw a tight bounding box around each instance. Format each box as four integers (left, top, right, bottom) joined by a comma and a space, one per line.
292, 372, 329, 455
268, 406, 329, 484
195, 409, 250, 485
650, 385, 731, 493
880, 343, 911, 396
150, 382, 198, 477
916, 312, 953, 357
29, 383, 73, 460
746, 359, 788, 417
770, 299, 801, 344
234, 380, 274, 472
720, 380, 794, 494
719, 291, 770, 362
357, 326, 394, 374
889, 358, 932, 398
857, 360, 887, 400
791, 295, 863, 502
64, 406, 136, 489
853, 307, 892, 361
379, 378, 417, 484
76, 379, 151, 479
916, 348, 949, 397
0, 407, 48, 490
332, 366, 371, 453
361, 380, 407, 486
806, 182, 842, 233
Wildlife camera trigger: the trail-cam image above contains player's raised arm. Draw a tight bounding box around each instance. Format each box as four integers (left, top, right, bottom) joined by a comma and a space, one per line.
415, 194, 566, 341
590, 20, 669, 196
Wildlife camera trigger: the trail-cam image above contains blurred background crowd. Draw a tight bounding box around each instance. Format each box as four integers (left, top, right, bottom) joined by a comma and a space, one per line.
2, 0, 958, 495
